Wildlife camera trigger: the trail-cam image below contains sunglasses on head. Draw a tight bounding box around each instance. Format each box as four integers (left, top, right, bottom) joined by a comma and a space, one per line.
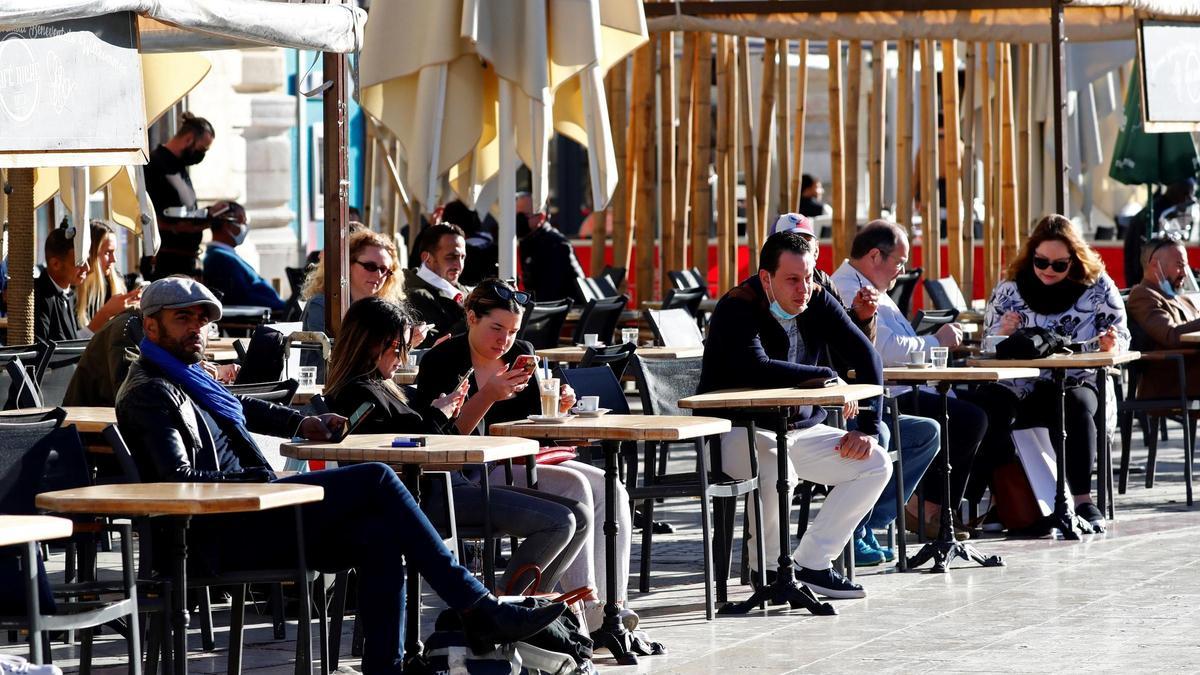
488, 283, 531, 305
354, 259, 394, 278
1032, 255, 1071, 274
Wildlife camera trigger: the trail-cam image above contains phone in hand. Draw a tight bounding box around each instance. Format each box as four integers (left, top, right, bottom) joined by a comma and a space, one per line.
455, 367, 475, 393
514, 354, 539, 375
330, 402, 375, 442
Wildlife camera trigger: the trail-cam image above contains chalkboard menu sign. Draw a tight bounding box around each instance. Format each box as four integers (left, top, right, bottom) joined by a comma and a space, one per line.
0, 12, 147, 168
1139, 20, 1200, 132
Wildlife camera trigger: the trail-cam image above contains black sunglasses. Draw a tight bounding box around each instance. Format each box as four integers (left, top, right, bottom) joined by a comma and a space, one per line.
354, 259, 394, 278
1032, 255, 1071, 274
488, 283, 531, 305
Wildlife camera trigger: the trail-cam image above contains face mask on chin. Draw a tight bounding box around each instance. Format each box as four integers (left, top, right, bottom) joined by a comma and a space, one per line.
1157, 262, 1179, 298
764, 275, 800, 320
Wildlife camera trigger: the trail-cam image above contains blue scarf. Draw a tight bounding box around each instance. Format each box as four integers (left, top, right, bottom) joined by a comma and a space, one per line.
139, 337, 247, 428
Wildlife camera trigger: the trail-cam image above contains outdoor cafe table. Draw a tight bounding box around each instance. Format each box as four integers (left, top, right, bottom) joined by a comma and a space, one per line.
0, 515, 74, 664
280, 433, 538, 661
59, 407, 117, 434
488, 414, 730, 664
204, 337, 242, 362
536, 345, 703, 364
970, 351, 1141, 537
878, 366, 1038, 572
677, 384, 883, 617
35, 482, 324, 675
1179, 332, 1200, 343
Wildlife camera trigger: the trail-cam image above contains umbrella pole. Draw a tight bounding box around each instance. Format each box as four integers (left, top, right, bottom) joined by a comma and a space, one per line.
499, 79, 518, 282
323, 49, 350, 337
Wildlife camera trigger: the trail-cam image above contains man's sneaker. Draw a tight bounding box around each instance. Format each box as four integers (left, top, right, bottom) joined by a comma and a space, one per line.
0, 655, 63, 674
1075, 502, 1106, 533
852, 537, 885, 567
862, 529, 895, 563
794, 565, 866, 599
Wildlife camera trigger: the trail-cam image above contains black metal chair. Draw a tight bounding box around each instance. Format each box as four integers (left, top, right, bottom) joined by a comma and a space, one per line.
281, 267, 309, 322
571, 295, 628, 346
38, 338, 90, 407
2, 356, 44, 410
643, 308, 704, 348
518, 298, 573, 349
625, 355, 761, 616
218, 305, 273, 337
599, 266, 626, 293
923, 277, 969, 313
578, 343, 637, 381
225, 379, 300, 406
661, 287, 705, 318
888, 267, 923, 318
669, 267, 709, 297
911, 308, 959, 336
0, 413, 140, 671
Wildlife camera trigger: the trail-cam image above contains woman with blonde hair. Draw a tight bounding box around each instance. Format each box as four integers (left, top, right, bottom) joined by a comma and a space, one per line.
76, 220, 142, 334
975, 214, 1130, 532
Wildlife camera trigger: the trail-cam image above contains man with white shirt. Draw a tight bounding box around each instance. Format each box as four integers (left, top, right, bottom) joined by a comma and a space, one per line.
830, 220, 988, 538
404, 222, 469, 346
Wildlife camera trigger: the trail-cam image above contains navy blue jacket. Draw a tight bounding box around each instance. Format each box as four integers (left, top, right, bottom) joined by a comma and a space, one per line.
698, 274, 883, 435
203, 245, 286, 310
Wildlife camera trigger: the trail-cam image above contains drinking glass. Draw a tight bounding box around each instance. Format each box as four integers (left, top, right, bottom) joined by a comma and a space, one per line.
539, 377, 560, 417
298, 366, 318, 388
621, 328, 639, 345
930, 347, 949, 368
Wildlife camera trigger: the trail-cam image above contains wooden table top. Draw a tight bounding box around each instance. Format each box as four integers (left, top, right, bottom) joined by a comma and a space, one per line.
281, 433, 538, 464
969, 351, 1141, 369
879, 366, 1041, 383
678, 383, 884, 410
57, 407, 116, 433
488, 413, 730, 442
292, 384, 321, 405
1180, 332, 1200, 343
0, 515, 73, 547
536, 345, 704, 363
36, 482, 324, 516
204, 337, 243, 362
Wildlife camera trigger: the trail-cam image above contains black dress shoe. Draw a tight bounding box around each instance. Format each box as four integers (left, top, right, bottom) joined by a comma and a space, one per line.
459, 595, 565, 654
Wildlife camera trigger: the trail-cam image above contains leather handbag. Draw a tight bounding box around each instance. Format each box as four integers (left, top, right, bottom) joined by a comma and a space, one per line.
995, 327, 1071, 360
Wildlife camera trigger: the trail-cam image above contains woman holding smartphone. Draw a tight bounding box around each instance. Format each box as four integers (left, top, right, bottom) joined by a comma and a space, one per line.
417, 279, 637, 630
325, 297, 588, 594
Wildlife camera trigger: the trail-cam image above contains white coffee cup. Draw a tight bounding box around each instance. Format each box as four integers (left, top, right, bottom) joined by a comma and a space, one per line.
583, 333, 600, 346
908, 349, 926, 365
983, 335, 1007, 353
578, 395, 600, 412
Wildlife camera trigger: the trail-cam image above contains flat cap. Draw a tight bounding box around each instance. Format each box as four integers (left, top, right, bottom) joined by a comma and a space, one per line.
140, 277, 223, 322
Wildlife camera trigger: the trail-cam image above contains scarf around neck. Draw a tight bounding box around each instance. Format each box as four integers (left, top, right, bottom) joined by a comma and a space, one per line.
139, 337, 247, 428
1015, 266, 1088, 316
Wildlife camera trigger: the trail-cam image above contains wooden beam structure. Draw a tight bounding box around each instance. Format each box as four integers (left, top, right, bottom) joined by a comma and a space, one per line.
322, 50, 350, 337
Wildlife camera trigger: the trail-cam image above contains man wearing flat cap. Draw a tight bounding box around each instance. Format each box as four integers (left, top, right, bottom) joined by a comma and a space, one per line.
115, 277, 564, 671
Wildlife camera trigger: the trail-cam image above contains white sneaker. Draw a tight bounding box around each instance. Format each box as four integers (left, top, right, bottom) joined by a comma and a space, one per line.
0, 655, 64, 675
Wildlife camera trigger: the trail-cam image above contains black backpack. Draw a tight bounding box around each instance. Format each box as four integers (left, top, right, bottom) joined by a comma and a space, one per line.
233, 325, 288, 384
995, 327, 1071, 360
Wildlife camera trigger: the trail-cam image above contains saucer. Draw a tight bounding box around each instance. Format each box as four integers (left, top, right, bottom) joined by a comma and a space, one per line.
576, 342, 606, 349
570, 408, 611, 418
904, 362, 933, 369
527, 414, 573, 424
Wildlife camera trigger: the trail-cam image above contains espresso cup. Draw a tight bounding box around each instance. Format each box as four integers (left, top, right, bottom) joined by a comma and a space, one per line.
578, 395, 600, 412
583, 333, 600, 346
908, 349, 927, 365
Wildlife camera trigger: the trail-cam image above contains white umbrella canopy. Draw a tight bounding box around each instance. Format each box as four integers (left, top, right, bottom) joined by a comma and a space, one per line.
359, 0, 647, 216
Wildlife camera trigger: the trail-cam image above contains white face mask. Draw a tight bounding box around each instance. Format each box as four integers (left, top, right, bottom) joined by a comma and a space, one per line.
230, 222, 248, 246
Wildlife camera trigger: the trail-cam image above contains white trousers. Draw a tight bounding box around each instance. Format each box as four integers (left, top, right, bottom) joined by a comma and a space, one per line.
490, 459, 630, 603
717, 424, 891, 571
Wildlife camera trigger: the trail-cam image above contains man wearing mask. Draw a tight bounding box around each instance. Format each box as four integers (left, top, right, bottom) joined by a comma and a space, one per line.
516, 192, 586, 303
144, 112, 215, 279
1127, 236, 1200, 399
201, 201, 285, 310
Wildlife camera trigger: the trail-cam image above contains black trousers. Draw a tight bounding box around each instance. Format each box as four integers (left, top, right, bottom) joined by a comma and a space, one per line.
897, 389, 988, 508
966, 381, 1099, 499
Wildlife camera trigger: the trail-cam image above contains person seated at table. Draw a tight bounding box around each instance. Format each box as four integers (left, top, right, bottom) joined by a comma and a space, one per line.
324, 296, 589, 596
773, 214, 938, 563
115, 277, 564, 672
300, 227, 409, 380
699, 230, 892, 599
405, 222, 469, 347
978, 214, 1129, 532
830, 221, 986, 539
34, 224, 90, 343
75, 220, 143, 335
1128, 236, 1200, 398
417, 279, 639, 629
201, 201, 286, 311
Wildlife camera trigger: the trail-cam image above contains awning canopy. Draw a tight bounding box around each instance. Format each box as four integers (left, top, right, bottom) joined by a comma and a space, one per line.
0, 0, 366, 53
643, 1, 1200, 43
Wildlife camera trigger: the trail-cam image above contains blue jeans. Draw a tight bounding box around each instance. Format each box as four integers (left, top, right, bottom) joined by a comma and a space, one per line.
850, 413, 939, 535
195, 463, 487, 674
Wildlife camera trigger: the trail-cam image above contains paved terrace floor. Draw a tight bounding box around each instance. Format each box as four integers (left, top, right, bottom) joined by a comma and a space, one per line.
7, 434, 1200, 674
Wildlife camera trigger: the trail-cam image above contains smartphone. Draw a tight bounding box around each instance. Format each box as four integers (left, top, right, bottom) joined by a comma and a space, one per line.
455, 367, 475, 392
796, 376, 838, 389
330, 402, 375, 442
514, 354, 538, 375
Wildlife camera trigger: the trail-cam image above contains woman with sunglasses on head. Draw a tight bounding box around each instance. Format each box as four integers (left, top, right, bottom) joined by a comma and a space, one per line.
417, 278, 638, 630
325, 296, 590, 595
975, 214, 1129, 532
76, 220, 143, 334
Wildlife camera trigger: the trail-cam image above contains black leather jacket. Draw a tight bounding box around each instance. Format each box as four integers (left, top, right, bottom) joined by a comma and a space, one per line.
115, 357, 303, 482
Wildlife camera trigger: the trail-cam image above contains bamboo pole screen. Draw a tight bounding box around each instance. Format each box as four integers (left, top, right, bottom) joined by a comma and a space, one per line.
941, 40, 964, 287
1000, 44, 1020, 268
691, 34, 714, 278
634, 40, 657, 302
675, 32, 697, 275
827, 40, 847, 264
776, 39, 792, 214
1017, 43, 1034, 234
659, 31, 677, 296
751, 38, 778, 271
961, 42, 977, 301
868, 41, 887, 221
895, 41, 914, 238
844, 41, 863, 235
790, 40, 809, 211
715, 35, 733, 292
615, 56, 635, 282
737, 37, 756, 273
920, 39, 941, 294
